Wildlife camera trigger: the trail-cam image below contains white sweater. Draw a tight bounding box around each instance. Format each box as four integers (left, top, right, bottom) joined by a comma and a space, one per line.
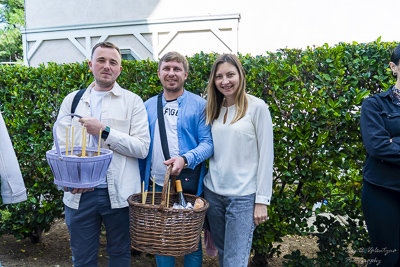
204, 94, 273, 205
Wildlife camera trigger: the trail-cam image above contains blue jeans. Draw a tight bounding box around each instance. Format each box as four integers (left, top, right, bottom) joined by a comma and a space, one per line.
65, 188, 130, 267
204, 187, 255, 267
150, 183, 203, 267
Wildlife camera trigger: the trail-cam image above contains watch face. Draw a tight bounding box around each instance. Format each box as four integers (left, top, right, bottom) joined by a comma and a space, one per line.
101, 127, 110, 140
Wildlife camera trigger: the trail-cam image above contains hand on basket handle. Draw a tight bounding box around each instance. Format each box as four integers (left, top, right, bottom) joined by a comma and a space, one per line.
79, 117, 106, 136
164, 156, 185, 176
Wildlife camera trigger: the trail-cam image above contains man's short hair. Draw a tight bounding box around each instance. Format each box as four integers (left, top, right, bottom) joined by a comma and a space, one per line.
91, 42, 122, 60
158, 52, 189, 72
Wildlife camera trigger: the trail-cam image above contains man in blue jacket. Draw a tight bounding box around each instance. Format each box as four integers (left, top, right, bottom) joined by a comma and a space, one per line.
140, 51, 213, 267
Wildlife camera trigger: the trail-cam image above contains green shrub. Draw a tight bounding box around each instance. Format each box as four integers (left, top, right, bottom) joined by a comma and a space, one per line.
0, 40, 397, 264
250, 39, 396, 266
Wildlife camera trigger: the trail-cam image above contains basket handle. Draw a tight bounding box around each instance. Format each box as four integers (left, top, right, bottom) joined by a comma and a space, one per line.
158, 165, 173, 211
53, 113, 83, 160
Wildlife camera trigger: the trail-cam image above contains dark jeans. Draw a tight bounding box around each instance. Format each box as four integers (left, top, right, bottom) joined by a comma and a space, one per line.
65, 188, 130, 267
362, 181, 400, 267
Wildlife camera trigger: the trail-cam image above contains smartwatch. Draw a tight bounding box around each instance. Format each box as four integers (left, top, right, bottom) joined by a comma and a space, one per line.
101, 126, 110, 140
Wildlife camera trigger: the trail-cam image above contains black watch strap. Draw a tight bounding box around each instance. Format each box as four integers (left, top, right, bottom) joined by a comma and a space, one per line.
101, 126, 110, 140
182, 155, 188, 169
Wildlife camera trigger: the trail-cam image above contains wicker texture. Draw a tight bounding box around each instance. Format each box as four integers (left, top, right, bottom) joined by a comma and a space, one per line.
128, 166, 209, 256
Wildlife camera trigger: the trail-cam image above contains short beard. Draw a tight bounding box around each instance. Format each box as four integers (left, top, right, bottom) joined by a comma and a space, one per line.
95, 78, 116, 90
163, 86, 183, 94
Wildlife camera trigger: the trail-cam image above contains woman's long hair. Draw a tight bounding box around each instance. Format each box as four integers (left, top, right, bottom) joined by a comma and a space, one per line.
205, 54, 248, 125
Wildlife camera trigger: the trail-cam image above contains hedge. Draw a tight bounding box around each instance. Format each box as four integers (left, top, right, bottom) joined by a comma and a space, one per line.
0, 39, 397, 265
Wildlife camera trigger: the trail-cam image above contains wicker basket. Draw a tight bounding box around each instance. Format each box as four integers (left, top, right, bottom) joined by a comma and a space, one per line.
127, 166, 209, 256
46, 113, 113, 188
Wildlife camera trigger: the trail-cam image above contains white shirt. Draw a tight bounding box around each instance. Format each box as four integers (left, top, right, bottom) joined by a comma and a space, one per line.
204, 94, 273, 205
89, 89, 107, 148
151, 99, 180, 186
89, 89, 108, 187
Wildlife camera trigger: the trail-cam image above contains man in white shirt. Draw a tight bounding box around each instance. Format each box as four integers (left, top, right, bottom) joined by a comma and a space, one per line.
55, 42, 150, 267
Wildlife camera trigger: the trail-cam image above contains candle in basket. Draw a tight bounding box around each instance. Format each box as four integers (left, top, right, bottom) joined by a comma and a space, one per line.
83, 128, 87, 157
82, 127, 87, 157
152, 175, 155, 205
98, 128, 102, 156
142, 181, 145, 204
167, 180, 171, 208
66, 127, 69, 156
71, 126, 74, 155
81, 127, 85, 157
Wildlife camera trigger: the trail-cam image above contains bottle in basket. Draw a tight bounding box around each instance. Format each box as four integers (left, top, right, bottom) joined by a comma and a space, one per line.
175, 180, 187, 207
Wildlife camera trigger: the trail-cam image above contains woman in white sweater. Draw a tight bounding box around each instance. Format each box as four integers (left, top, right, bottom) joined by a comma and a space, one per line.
204, 54, 273, 267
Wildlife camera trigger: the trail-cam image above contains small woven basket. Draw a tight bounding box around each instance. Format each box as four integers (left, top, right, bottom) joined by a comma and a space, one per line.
46, 113, 113, 188
127, 166, 209, 256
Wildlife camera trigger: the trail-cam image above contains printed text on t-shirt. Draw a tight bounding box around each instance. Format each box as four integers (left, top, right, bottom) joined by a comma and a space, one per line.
164, 108, 178, 116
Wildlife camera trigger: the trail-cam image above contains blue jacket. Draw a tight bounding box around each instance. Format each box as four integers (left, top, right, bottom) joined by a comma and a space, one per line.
360, 86, 400, 190
139, 90, 213, 196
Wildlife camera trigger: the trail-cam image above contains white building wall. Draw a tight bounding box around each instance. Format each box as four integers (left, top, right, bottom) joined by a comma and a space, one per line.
29, 39, 86, 66
25, 0, 161, 28
23, 0, 400, 66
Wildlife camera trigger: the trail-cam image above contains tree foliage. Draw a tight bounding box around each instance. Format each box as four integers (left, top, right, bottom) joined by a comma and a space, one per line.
0, 0, 24, 62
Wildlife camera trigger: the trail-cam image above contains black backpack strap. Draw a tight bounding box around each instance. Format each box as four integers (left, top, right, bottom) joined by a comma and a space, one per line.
71, 89, 86, 114
157, 93, 171, 160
